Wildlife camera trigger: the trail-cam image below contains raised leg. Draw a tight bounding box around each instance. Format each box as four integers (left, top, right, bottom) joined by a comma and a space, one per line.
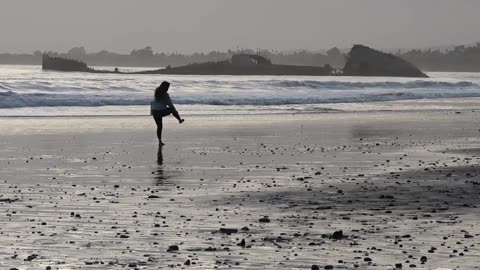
172, 110, 184, 123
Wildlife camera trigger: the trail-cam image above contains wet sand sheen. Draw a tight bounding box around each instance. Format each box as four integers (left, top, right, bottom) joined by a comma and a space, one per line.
0, 111, 479, 269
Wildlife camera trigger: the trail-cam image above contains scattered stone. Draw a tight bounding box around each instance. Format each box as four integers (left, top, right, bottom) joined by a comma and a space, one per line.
24, 254, 38, 261
420, 256, 427, 264
167, 245, 179, 252
259, 217, 271, 223
219, 228, 238, 235
237, 239, 246, 247
0, 198, 19, 203
332, 230, 343, 240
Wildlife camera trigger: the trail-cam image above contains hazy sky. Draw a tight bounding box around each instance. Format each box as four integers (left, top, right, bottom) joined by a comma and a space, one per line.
1, 0, 480, 53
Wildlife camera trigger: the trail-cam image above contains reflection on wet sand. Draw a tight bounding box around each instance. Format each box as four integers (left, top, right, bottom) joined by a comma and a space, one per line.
152, 146, 183, 187
157, 145, 164, 166
153, 146, 168, 186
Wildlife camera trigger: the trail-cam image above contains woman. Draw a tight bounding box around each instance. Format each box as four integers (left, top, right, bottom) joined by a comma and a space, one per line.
151, 81, 184, 145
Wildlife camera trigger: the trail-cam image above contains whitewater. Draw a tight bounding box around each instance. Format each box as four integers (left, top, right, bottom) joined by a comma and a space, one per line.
1, 65, 480, 116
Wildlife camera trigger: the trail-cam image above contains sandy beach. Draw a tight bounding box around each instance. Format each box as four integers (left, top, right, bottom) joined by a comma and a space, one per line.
0, 110, 479, 269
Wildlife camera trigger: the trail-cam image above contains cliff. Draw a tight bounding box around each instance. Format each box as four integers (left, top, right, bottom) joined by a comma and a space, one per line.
343, 45, 428, 77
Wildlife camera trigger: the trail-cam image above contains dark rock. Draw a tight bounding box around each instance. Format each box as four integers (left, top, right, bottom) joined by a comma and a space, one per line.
343, 45, 428, 78
0, 198, 19, 203
42, 55, 92, 72
42, 53, 333, 76
420, 256, 427, 263
259, 217, 271, 223
167, 245, 179, 252
332, 230, 343, 240
151, 56, 334, 76
237, 239, 246, 247
24, 254, 38, 261
219, 228, 238, 235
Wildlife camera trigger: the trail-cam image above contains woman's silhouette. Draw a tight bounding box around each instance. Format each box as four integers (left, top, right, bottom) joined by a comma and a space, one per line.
151, 81, 184, 145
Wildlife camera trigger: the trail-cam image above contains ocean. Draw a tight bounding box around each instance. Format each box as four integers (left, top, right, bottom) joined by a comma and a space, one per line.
1, 65, 480, 116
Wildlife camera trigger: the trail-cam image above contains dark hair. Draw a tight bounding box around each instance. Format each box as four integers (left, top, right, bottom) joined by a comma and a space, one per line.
155, 81, 170, 100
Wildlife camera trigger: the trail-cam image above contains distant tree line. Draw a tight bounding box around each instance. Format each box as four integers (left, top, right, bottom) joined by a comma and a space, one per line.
0, 46, 345, 68
1, 43, 480, 71
397, 43, 480, 72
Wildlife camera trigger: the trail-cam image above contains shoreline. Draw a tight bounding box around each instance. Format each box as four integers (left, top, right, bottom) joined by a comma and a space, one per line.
1, 109, 478, 135
1, 97, 480, 118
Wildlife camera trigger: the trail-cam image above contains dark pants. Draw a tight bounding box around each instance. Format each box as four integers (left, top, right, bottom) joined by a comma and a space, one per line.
152, 109, 173, 143
153, 108, 173, 125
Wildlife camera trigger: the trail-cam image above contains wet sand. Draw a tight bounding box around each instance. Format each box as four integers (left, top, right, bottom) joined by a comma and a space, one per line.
0, 111, 479, 269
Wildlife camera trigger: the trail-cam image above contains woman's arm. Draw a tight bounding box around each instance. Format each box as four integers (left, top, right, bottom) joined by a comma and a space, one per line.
166, 94, 177, 112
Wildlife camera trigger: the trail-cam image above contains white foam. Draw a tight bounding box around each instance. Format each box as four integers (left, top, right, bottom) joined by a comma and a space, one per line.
1, 66, 480, 112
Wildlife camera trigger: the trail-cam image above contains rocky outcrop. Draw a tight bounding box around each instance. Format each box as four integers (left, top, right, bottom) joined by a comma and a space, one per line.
41, 53, 333, 75
41, 46, 427, 77
42, 55, 92, 72
144, 61, 333, 76
343, 45, 428, 77
141, 53, 333, 75
231, 54, 272, 66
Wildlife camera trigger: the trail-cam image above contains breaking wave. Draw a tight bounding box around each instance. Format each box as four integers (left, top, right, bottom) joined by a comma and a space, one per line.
270, 80, 476, 89
1, 72, 480, 109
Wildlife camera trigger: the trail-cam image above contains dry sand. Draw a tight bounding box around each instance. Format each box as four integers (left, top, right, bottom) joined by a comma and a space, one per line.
0, 110, 479, 269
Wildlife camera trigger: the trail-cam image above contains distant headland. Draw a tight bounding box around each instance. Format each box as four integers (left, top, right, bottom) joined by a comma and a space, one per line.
42, 45, 427, 78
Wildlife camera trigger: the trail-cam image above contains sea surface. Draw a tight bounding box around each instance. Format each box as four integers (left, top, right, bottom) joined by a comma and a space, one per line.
1, 65, 480, 116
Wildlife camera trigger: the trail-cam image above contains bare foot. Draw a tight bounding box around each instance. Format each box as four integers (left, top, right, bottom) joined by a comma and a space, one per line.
179, 119, 185, 124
